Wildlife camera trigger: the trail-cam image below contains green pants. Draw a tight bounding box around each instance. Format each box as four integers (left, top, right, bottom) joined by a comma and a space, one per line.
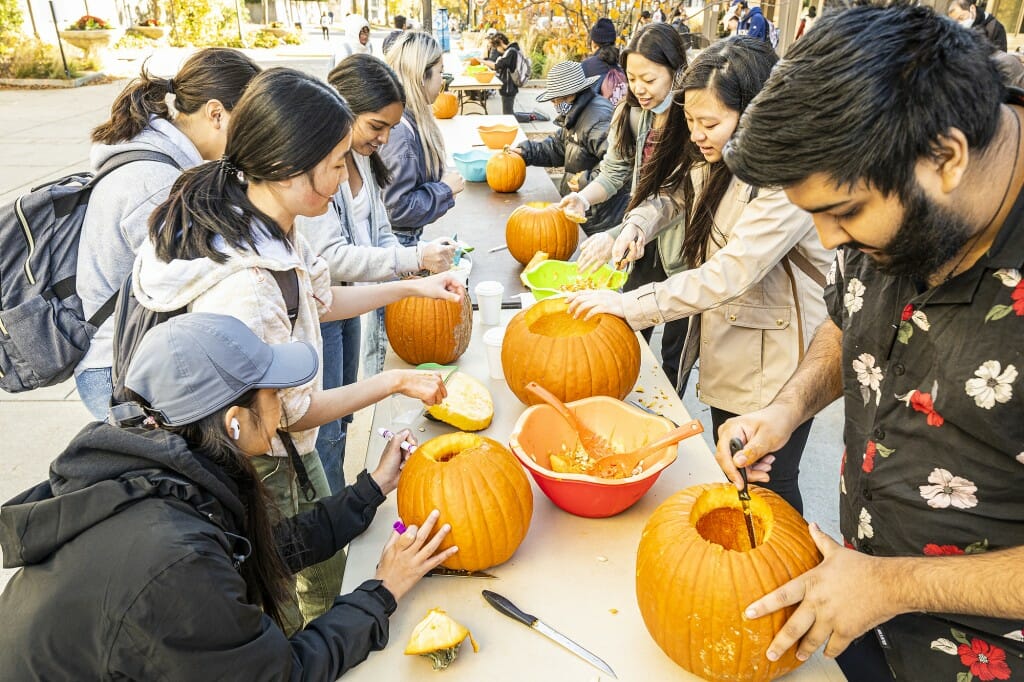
252, 450, 346, 635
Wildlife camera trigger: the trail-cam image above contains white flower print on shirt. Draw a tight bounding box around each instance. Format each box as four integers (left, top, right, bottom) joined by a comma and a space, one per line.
994, 268, 1021, 288
965, 360, 1017, 409
930, 638, 959, 655
858, 507, 874, 539
911, 310, 930, 331
919, 468, 978, 509
845, 278, 865, 315
853, 353, 884, 406
1017, 452, 1024, 465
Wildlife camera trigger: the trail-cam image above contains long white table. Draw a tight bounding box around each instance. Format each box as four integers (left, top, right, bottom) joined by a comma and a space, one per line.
339, 309, 846, 681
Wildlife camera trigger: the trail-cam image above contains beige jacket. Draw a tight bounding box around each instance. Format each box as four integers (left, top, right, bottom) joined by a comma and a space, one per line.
621, 167, 834, 413
133, 226, 333, 456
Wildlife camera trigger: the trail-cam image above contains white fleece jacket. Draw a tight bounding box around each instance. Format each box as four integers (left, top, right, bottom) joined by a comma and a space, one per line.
133, 227, 333, 456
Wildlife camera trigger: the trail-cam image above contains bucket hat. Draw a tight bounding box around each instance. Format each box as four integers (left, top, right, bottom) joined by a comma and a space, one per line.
535, 61, 600, 102
124, 312, 318, 426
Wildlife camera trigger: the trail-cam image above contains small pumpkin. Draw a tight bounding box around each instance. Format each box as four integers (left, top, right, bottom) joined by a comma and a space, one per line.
636, 483, 822, 682
425, 371, 494, 431
397, 432, 533, 571
405, 607, 479, 670
485, 145, 526, 193
432, 91, 458, 119
384, 293, 472, 365
501, 297, 640, 405
505, 201, 579, 265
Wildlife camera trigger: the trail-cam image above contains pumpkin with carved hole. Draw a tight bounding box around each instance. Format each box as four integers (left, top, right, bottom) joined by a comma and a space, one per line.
505, 201, 579, 265
432, 91, 458, 119
501, 297, 640, 405
636, 483, 822, 682
384, 293, 471, 365
485, 146, 526, 193
397, 432, 533, 571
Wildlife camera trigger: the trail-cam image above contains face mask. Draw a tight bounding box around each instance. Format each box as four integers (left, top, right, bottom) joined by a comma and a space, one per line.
958, 16, 974, 28
554, 101, 573, 116
650, 91, 675, 115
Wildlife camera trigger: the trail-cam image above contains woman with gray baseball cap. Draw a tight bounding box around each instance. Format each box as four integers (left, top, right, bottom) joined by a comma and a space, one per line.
0, 312, 456, 679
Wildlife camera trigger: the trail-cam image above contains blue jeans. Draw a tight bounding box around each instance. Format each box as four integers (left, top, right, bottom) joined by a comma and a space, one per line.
76, 367, 112, 421
315, 317, 360, 494
362, 307, 387, 377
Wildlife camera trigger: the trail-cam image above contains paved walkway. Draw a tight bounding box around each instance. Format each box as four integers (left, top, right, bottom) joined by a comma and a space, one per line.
0, 36, 844, 593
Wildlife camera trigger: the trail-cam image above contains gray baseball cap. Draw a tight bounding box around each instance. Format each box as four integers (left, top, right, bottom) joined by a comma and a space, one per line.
124, 313, 318, 426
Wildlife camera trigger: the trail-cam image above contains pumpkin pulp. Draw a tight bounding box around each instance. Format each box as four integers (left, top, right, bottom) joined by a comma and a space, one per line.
691, 486, 772, 551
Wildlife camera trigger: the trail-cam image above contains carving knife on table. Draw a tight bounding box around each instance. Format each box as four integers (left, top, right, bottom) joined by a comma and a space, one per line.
482, 590, 617, 679
425, 566, 496, 578
730, 437, 758, 550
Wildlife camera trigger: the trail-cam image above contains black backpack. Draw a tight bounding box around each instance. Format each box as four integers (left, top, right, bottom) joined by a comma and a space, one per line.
0, 150, 179, 393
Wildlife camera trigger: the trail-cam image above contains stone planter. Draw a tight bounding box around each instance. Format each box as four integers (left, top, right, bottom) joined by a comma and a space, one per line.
58, 29, 121, 65
130, 25, 166, 40
262, 26, 290, 37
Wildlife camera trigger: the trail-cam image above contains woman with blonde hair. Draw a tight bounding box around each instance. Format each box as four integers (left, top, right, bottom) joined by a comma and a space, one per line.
381, 31, 464, 246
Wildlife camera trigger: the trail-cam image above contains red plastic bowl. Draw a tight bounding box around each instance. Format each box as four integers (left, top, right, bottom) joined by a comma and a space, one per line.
508, 396, 677, 518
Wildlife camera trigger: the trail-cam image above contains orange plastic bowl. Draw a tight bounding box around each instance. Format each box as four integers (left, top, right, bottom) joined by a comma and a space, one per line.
508, 396, 677, 518
477, 123, 518, 149
472, 70, 496, 83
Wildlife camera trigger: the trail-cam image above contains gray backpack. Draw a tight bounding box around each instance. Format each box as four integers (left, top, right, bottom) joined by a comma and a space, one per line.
0, 150, 178, 392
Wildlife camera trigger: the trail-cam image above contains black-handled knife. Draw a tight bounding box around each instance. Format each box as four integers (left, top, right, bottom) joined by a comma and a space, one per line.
730, 437, 758, 550
481, 590, 617, 678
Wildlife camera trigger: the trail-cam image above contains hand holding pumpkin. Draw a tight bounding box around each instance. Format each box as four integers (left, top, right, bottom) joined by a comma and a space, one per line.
371, 428, 416, 495
565, 289, 626, 321
745, 522, 897, 662
412, 271, 466, 303
714, 404, 801, 490
376, 509, 458, 601
575, 231, 614, 273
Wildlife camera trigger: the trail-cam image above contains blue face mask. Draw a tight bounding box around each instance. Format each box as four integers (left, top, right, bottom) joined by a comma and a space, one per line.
650, 91, 675, 115
554, 101, 573, 116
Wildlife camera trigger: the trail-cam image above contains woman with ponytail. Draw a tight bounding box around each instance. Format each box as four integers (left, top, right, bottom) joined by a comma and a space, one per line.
0, 313, 455, 679
380, 31, 464, 246
75, 48, 261, 420
133, 67, 465, 630
296, 54, 457, 494
567, 38, 833, 513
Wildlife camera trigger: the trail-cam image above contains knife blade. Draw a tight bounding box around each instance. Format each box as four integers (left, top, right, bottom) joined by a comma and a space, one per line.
481, 590, 616, 679
425, 566, 496, 578
730, 437, 758, 550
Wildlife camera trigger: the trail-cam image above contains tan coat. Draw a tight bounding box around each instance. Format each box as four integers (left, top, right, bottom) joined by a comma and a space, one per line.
621, 166, 834, 413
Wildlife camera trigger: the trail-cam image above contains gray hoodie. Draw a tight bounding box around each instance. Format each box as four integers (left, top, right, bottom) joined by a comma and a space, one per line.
75, 117, 202, 375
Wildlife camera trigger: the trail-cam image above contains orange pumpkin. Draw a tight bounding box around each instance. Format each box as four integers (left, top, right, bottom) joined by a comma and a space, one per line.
485, 146, 526, 193
397, 432, 533, 571
432, 91, 458, 119
384, 293, 472, 365
501, 297, 641, 405
636, 484, 822, 682
505, 201, 579, 265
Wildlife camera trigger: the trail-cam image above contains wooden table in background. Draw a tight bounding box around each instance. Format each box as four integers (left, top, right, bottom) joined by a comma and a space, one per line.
339, 310, 847, 682
431, 115, 583, 305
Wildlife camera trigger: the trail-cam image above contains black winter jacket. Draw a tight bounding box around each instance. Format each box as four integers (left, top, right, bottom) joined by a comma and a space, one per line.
977, 12, 1008, 52
494, 42, 522, 97
0, 423, 393, 681
517, 88, 630, 234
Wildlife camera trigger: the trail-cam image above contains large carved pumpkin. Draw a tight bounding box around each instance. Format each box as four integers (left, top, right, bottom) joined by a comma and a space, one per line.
397, 432, 533, 571
485, 146, 526, 193
501, 297, 640, 405
636, 483, 822, 682
505, 201, 579, 265
384, 294, 472, 365
432, 91, 458, 119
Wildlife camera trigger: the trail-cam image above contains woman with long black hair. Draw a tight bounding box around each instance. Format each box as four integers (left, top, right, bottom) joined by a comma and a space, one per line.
0, 313, 454, 678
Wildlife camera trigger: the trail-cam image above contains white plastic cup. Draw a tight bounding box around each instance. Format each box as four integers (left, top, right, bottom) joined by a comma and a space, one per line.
518, 291, 536, 310
482, 326, 506, 380
475, 280, 504, 326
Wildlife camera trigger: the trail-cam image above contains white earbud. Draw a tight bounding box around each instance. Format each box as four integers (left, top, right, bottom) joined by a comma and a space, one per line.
230, 418, 240, 441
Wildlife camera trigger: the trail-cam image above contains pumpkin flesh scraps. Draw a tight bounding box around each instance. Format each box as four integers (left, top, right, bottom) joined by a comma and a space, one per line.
405, 608, 479, 670
426, 372, 494, 431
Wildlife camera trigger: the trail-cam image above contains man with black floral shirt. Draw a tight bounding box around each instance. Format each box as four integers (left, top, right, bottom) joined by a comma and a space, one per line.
717, 5, 1024, 681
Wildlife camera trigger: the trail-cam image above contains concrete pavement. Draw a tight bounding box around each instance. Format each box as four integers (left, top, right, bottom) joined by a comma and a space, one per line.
0, 38, 844, 594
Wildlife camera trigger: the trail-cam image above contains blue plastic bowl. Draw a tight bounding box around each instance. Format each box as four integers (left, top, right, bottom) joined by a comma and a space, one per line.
452, 149, 493, 182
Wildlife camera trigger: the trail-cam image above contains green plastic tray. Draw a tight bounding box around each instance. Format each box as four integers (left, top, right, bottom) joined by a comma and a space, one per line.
520, 259, 629, 301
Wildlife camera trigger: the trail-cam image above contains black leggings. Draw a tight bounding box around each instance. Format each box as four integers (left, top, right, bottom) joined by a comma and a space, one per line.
711, 406, 813, 515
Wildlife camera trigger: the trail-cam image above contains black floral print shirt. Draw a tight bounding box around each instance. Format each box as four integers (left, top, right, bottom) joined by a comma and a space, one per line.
824, 191, 1024, 681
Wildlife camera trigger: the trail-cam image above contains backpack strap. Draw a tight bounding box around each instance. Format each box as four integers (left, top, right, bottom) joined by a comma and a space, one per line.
270, 269, 300, 329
